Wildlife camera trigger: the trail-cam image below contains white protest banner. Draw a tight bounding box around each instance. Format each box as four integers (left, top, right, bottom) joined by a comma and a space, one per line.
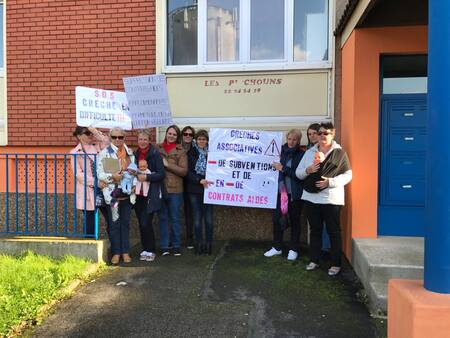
123, 74, 173, 128
205, 128, 282, 209
76, 86, 132, 130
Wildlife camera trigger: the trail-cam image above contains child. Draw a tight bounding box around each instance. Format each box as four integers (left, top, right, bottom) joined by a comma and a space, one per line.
135, 159, 151, 197
121, 162, 138, 194
111, 162, 137, 208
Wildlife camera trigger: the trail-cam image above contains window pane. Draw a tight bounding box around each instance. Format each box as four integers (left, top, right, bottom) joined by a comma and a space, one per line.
293, 0, 328, 62
167, 0, 198, 65
207, 0, 239, 62
250, 0, 284, 60
0, 4, 3, 68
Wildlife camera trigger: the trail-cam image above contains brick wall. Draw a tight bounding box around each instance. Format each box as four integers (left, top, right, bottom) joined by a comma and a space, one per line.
6, 0, 156, 146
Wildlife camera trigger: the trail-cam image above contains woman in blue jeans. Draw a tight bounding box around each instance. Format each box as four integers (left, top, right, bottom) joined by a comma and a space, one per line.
186, 130, 214, 255
156, 125, 188, 256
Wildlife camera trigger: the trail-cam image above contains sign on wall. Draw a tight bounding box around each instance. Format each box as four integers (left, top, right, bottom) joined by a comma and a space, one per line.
75, 86, 132, 130
205, 128, 282, 209
123, 74, 173, 128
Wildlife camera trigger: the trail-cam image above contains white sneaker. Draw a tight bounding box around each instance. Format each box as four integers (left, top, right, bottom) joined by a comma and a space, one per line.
140, 251, 149, 261
264, 247, 282, 257
145, 252, 156, 262
287, 250, 298, 261
306, 262, 320, 271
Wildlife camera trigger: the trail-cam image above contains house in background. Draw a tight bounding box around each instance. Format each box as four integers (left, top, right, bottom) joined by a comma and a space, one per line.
0, 1, 341, 241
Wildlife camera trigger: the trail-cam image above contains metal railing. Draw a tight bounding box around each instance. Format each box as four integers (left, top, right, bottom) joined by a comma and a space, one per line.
0, 153, 101, 239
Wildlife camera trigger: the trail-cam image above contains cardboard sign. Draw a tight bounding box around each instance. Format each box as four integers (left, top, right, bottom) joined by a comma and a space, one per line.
75, 86, 132, 130
204, 128, 282, 209
123, 74, 173, 128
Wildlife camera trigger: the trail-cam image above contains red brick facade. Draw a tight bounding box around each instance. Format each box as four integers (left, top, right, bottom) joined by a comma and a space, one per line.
6, 0, 156, 146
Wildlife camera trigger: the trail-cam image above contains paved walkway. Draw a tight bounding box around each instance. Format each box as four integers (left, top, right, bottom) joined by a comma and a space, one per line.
33, 241, 386, 338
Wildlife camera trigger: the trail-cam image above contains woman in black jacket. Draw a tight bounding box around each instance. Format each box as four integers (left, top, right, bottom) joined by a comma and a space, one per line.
264, 129, 305, 261
134, 129, 166, 262
185, 130, 214, 255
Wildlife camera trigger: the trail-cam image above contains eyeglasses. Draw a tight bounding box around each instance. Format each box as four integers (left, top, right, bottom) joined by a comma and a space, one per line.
183, 132, 193, 137
82, 131, 92, 136
318, 131, 332, 136
111, 135, 124, 140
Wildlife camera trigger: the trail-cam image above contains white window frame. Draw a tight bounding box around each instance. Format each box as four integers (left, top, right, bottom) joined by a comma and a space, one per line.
163, 0, 333, 73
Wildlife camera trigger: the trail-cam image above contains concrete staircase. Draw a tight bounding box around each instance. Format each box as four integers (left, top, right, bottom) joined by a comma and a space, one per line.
352, 236, 424, 315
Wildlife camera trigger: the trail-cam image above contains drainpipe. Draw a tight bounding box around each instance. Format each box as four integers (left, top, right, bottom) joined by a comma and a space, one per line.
424, 0, 450, 293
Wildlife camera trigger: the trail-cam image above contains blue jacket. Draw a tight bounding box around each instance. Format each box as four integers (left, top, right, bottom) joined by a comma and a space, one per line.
279, 143, 304, 200
134, 145, 166, 213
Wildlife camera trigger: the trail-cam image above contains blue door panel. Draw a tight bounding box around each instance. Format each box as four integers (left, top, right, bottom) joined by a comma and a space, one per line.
378, 205, 425, 236
378, 94, 427, 236
389, 154, 425, 176
388, 104, 427, 127
389, 129, 427, 151
385, 179, 425, 205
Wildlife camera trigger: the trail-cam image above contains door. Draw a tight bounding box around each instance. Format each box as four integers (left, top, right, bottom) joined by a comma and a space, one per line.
378, 94, 427, 236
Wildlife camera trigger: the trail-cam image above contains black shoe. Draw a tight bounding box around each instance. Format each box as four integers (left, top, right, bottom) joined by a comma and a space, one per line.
173, 248, 181, 256
161, 249, 170, 256
206, 243, 212, 255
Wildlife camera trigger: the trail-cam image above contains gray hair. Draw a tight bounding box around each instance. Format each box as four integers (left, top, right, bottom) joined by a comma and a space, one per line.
286, 129, 302, 144
109, 127, 125, 137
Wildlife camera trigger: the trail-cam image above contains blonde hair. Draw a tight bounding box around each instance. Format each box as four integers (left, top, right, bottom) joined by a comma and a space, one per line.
286, 129, 302, 144
137, 129, 151, 140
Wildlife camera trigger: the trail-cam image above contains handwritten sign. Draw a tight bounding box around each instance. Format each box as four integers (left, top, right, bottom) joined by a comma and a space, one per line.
76, 86, 132, 130
123, 74, 173, 128
205, 128, 282, 209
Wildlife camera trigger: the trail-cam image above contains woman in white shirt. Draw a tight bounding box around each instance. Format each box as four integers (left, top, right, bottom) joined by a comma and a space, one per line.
296, 122, 352, 276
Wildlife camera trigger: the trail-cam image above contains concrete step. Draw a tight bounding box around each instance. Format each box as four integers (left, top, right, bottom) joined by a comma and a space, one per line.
352, 236, 424, 314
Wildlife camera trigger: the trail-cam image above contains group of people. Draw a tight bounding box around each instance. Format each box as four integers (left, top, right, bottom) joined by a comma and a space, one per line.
265, 122, 352, 277
70, 125, 214, 265
70, 122, 352, 276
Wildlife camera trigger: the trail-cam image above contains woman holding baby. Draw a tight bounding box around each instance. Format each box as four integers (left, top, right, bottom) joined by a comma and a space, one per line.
134, 129, 166, 262
97, 127, 136, 265
296, 122, 352, 276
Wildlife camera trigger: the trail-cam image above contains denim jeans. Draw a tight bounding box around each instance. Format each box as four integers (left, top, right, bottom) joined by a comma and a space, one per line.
189, 193, 214, 244
107, 199, 132, 255
158, 193, 183, 249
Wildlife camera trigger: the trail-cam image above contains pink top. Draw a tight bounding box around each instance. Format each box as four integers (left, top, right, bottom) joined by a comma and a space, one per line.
69, 130, 109, 210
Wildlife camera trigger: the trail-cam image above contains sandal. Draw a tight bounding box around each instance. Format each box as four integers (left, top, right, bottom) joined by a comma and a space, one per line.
306, 262, 320, 271
328, 266, 341, 276
122, 253, 132, 263
111, 254, 120, 265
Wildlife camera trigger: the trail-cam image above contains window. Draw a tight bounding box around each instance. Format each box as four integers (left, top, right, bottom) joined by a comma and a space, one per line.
165, 0, 330, 72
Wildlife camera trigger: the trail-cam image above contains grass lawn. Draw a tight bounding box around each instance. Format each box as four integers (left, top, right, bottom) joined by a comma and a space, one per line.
0, 251, 92, 337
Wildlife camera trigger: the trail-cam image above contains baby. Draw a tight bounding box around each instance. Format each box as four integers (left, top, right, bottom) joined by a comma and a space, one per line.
111, 162, 137, 208
135, 159, 151, 196
121, 162, 138, 194
313, 151, 325, 165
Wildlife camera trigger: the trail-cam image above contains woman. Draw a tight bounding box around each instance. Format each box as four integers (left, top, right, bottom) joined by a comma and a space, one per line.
70, 126, 110, 238
264, 129, 304, 261
181, 126, 196, 249
307, 123, 321, 149
134, 129, 165, 262
156, 125, 188, 256
97, 127, 136, 265
186, 130, 214, 255
296, 122, 352, 276
307, 122, 331, 253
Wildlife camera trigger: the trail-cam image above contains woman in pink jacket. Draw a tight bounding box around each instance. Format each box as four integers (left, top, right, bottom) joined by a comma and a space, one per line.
70, 126, 110, 237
